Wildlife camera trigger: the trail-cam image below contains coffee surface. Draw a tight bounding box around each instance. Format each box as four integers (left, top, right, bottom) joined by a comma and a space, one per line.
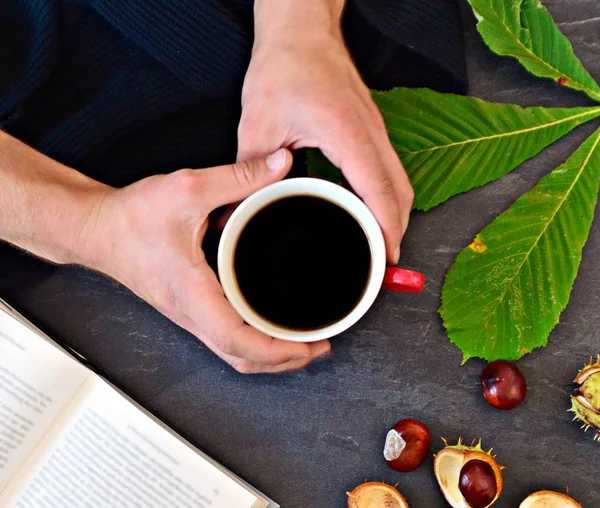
233, 196, 372, 330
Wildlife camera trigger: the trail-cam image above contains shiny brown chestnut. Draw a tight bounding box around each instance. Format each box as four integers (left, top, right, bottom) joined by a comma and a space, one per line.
481, 360, 527, 410
459, 459, 498, 508
383, 418, 431, 472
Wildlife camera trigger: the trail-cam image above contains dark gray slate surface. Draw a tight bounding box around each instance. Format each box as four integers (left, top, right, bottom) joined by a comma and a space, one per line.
2, 1, 600, 506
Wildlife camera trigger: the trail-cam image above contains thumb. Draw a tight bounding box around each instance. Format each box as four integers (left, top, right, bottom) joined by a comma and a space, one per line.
201, 148, 292, 209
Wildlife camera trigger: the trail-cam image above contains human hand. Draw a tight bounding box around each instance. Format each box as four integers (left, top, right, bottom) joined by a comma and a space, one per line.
239, 0, 414, 264
86, 149, 331, 373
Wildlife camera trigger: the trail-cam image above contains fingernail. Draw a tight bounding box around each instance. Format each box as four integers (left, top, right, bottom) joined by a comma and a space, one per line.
393, 246, 401, 264
266, 149, 286, 171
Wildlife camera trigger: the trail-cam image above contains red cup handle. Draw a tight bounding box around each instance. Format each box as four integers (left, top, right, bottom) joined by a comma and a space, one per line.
382, 268, 425, 293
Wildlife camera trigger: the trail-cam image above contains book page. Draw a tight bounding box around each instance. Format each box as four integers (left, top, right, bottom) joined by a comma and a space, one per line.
1, 376, 263, 508
0, 310, 91, 492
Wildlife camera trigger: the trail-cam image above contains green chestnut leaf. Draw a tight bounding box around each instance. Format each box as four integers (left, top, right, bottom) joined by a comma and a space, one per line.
307, 88, 600, 211
441, 126, 600, 362
469, 0, 600, 102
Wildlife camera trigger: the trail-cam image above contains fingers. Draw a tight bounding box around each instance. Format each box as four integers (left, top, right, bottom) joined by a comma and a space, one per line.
164, 147, 328, 373
373, 134, 415, 259
183, 310, 331, 373
203, 290, 331, 365
322, 135, 405, 264
211, 333, 330, 374
182, 268, 332, 370
178, 313, 329, 374
200, 148, 292, 210
236, 110, 284, 163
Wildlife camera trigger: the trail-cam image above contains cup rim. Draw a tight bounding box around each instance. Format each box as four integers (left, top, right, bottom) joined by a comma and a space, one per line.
217, 178, 386, 342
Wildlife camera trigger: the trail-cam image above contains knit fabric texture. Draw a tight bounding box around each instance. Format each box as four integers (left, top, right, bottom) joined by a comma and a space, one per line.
0, 0, 467, 187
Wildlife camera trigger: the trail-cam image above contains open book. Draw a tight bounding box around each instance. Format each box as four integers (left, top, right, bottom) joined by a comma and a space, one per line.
0, 299, 277, 508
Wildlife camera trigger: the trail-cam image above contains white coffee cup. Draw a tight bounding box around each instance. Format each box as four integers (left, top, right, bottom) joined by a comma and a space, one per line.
218, 178, 424, 342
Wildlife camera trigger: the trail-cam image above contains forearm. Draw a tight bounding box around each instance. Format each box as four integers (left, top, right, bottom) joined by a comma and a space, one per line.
0, 130, 113, 266
253, 0, 345, 43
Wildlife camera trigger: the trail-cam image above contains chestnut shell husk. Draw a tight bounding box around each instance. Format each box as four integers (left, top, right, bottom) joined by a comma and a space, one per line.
570, 354, 600, 441
519, 490, 582, 508
433, 438, 504, 508
347, 482, 409, 508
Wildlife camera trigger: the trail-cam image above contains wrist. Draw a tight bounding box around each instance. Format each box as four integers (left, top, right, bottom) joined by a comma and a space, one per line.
67, 183, 117, 270
0, 130, 117, 267
36, 169, 117, 269
254, 0, 345, 47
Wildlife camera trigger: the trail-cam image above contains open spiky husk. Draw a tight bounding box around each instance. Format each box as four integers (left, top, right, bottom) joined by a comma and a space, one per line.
573, 354, 600, 385
570, 354, 600, 441
519, 490, 582, 508
347, 482, 409, 508
433, 438, 503, 508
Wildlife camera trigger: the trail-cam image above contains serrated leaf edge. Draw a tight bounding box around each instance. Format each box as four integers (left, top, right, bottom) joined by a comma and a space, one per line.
468, 0, 600, 103
399, 106, 600, 157
441, 127, 600, 362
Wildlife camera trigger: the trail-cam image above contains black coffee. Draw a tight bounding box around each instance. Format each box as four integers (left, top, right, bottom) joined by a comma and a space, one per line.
233, 195, 371, 330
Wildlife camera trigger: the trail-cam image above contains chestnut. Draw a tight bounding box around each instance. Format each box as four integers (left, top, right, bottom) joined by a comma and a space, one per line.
459, 459, 497, 508
434, 438, 503, 508
481, 360, 527, 410
383, 418, 431, 472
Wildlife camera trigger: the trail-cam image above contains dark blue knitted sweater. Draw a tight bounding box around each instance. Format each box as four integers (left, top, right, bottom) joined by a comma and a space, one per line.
0, 0, 466, 186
